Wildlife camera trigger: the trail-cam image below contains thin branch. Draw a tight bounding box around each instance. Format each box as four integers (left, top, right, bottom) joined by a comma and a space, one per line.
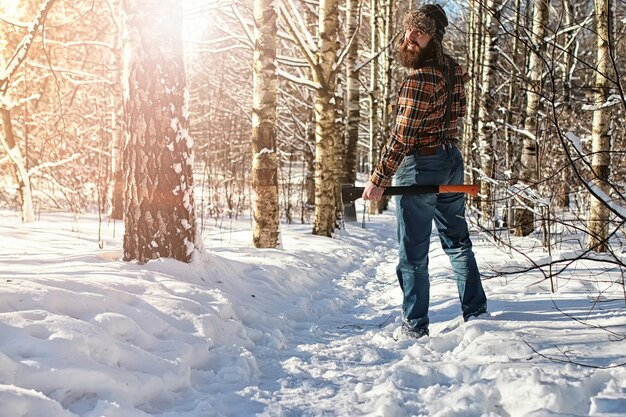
0, 0, 59, 94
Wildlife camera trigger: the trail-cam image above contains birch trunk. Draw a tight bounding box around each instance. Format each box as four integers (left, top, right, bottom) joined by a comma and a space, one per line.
343, 0, 360, 186
515, 0, 548, 237
312, 0, 340, 237
368, 0, 380, 215
561, 0, 574, 109
504, 0, 522, 225
333, 91, 344, 223
477, 0, 499, 221
463, 0, 484, 191
251, 0, 280, 248
122, 0, 197, 263
555, 0, 574, 210
586, 0, 612, 252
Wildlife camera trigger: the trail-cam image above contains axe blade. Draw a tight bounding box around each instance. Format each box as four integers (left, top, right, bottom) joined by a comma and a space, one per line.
341, 184, 364, 222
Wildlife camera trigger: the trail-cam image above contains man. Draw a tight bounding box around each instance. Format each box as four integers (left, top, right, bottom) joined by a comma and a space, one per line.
362, 4, 487, 339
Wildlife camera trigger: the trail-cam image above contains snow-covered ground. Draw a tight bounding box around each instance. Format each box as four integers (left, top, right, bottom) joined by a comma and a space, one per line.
0, 206, 625, 417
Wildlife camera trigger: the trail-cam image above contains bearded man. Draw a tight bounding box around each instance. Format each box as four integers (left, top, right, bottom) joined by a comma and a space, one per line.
362, 4, 487, 339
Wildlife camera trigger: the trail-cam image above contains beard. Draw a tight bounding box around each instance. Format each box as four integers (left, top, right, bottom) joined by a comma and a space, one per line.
397, 38, 437, 69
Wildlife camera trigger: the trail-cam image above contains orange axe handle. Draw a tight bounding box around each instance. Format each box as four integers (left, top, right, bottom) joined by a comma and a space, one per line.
438, 184, 479, 197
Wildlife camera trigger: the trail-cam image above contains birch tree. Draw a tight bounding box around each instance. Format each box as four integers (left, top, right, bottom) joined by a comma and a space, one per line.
586, 0, 612, 252
251, 0, 280, 248
368, 0, 380, 215
476, 0, 500, 221
122, 0, 197, 263
343, 0, 360, 188
279, 0, 341, 237
312, 0, 340, 236
463, 0, 484, 189
515, 0, 548, 237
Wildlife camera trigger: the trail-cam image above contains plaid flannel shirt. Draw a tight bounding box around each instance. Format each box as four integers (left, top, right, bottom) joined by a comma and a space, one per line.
370, 56, 467, 187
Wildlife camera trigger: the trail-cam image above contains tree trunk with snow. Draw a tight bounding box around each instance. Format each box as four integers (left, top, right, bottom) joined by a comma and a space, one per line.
311, 0, 340, 237
514, 0, 548, 237
586, 0, 612, 252
122, 0, 197, 263
251, 0, 280, 248
477, 0, 500, 221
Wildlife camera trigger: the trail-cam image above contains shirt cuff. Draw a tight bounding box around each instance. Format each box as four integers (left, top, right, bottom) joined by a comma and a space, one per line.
370, 170, 392, 187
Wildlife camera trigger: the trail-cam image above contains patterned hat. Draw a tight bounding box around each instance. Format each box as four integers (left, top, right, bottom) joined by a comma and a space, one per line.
402, 4, 448, 43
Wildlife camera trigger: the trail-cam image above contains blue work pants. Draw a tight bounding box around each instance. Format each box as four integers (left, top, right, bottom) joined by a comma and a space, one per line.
393, 145, 487, 330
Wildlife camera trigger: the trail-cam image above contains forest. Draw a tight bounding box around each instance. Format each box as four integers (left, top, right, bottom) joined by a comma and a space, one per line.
1, 1, 626, 415
1, 0, 625, 267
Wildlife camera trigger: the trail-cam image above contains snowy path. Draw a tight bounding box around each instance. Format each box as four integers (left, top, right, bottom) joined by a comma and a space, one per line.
239, 219, 508, 417
236, 218, 626, 417
1, 211, 625, 417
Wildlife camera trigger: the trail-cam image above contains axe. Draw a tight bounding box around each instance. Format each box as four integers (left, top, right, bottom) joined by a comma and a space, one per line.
341, 184, 479, 222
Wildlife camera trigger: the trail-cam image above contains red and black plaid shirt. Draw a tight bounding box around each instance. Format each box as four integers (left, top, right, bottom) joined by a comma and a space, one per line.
370, 56, 467, 187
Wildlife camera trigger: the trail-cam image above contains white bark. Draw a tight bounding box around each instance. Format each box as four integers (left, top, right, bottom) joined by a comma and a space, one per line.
586, 0, 612, 252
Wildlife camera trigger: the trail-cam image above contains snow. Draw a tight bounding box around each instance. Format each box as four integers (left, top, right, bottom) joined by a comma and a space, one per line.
0, 207, 625, 417
581, 94, 622, 111
588, 182, 626, 221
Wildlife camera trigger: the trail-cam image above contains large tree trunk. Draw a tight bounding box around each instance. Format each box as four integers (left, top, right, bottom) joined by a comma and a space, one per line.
477, 0, 500, 221
586, 0, 612, 252
312, 0, 340, 237
0, 107, 35, 223
122, 0, 197, 263
251, 0, 280, 248
515, 0, 548, 236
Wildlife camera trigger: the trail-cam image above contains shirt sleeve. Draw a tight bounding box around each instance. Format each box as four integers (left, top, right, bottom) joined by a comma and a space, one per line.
369, 75, 434, 187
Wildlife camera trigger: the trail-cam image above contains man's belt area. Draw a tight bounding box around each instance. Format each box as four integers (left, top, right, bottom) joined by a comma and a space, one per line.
411, 139, 458, 156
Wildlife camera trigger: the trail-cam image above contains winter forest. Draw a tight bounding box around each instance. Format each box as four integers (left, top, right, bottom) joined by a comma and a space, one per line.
1, 0, 626, 416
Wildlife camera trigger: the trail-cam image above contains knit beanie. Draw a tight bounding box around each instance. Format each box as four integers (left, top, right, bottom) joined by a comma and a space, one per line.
402, 4, 448, 64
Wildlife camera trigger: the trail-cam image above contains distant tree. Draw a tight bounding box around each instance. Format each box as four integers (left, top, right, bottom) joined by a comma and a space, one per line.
122, 0, 197, 263
279, 0, 341, 237
343, 0, 361, 188
251, 0, 280, 248
477, 0, 501, 221
0, 0, 58, 223
515, 0, 548, 236
586, 0, 613, 252
368, 0, 380, 216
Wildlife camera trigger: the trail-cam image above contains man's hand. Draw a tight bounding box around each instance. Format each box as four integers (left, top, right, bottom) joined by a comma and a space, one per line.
362, 181, 385, 201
